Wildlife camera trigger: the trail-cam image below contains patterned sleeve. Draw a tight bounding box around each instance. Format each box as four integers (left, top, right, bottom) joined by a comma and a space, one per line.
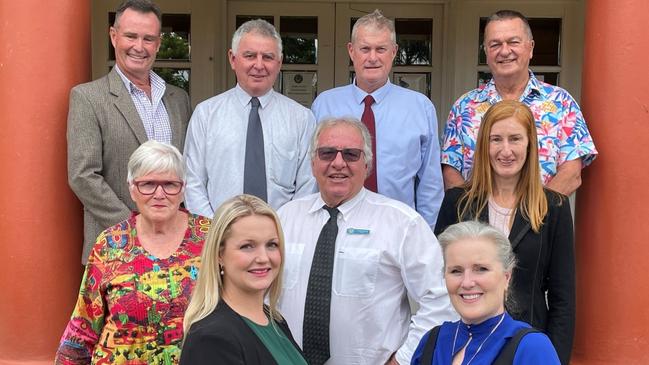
558, 94, 597, 166
440, 100, 464, 172
55, 237, 108, 364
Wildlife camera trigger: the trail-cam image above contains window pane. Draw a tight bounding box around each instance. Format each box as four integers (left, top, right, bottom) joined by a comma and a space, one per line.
395, 19, 432, 66
154, 68, 190, 92
280, 16, 318, 64
393, 72, 431, 96
281, 71, 317, 107
159, 14, 191, 60
109, 13, 191, 61
478, 17, 561, 66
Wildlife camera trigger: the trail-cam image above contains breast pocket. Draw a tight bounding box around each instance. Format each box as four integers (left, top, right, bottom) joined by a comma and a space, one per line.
334, 247, 380, 297
269, 141, 298, 190
283, 243, 305, 290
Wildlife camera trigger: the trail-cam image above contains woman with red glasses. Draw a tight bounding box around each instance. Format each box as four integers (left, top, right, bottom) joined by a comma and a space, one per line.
55, 140, 210, 365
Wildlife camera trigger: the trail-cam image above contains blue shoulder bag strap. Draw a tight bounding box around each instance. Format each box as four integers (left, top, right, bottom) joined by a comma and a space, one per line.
420, 325, 441, 364
494, 327, 540, 364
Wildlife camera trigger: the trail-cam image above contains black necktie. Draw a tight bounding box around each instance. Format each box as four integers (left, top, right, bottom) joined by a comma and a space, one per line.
303, 205, 339, 365
243, 97, 267, 201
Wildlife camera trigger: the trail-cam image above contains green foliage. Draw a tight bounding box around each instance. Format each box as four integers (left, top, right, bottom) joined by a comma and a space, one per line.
158, 32, 190, 60
282, 36, 317, 64
395, 39, 431, 66
155, 68, 189, 92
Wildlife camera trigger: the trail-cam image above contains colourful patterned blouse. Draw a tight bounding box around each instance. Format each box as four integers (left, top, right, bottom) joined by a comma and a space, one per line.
441, 71, 598, 184
55, 211, 210, 365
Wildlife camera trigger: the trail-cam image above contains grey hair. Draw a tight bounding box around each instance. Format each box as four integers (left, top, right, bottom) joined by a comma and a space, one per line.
310, 118, 374, 175
351, 9, 396, 44
127, 140, 185, 183
438, 221, 518, 310
231, 19, 283, 56
438, 221, 516, 273
114, 0, 162, 29
484, 9, 533, 41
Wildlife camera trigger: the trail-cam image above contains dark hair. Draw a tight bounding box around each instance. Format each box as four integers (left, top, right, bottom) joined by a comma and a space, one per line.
484, 10, 533, 40
114, 0, 162, 28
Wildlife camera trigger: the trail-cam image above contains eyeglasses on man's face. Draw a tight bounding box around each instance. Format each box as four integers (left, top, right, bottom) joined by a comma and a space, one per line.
132, 180, 184, 195
316, 147, 364, 162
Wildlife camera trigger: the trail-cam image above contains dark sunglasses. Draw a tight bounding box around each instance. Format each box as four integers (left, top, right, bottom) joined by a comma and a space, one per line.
316, 147, 363, 162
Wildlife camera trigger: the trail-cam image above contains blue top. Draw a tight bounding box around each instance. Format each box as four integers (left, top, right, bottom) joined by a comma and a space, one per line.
411, 313, 560, 365
311, 80, 444, 226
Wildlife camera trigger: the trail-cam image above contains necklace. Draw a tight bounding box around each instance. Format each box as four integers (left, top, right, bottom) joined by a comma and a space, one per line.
451, 312, 506, 365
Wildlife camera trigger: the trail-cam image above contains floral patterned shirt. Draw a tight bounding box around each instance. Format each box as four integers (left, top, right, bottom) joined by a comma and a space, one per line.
441, 71, 597, 184
55, 211, 210, 365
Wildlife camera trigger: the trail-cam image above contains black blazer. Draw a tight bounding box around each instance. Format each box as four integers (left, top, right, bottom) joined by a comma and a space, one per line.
180, 301, 303, 365
435, 187, 575, 365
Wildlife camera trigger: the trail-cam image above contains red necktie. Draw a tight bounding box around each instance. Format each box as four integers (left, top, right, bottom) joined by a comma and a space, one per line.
361, 95, 378, 192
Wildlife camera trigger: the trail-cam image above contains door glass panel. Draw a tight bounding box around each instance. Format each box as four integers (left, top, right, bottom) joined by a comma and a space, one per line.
478, 17, 561, 66
281, 71, 317, 107
392, 72, 430, 96
394, 19, 432, 66
154, 68, 190, 92
280, 16, 318, 64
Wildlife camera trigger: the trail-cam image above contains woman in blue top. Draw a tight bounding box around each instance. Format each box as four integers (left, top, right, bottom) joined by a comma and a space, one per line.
412, 221, 559, 365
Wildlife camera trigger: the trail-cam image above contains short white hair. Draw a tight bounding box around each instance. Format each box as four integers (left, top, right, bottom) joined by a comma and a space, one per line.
127, 140, 185, 183
231, 19, 283, 56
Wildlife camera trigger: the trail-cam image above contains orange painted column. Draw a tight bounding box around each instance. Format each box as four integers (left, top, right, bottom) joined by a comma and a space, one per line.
0, 1, 89, 364
573, 0, 649, 364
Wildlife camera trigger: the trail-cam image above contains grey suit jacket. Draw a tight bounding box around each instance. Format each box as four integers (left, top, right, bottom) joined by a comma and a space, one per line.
67, 68, 191, 263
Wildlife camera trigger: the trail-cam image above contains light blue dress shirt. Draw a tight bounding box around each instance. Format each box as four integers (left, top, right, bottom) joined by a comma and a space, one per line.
184, 85, 317, 217
311, 80, 443, 226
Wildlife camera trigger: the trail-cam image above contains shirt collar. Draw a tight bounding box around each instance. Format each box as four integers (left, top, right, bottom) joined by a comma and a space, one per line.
351, 78, 392, 106
474, 70, 541, 103
458, 312, 509, 337
114, 64, 166, 97
308, 188, 367, 222
234, 83, 274, 109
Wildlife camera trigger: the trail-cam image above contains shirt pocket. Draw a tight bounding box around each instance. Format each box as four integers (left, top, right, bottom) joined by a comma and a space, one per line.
334, 247, 380, 297
269, 141, 298, 189
282, 243, 305, 290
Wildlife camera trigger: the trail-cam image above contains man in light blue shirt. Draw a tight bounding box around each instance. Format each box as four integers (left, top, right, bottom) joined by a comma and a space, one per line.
311, 10, 443, 226
184, 19, 316, 217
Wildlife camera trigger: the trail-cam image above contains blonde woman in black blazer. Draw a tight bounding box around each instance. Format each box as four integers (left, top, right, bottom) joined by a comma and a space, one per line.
180, 195, 306, 365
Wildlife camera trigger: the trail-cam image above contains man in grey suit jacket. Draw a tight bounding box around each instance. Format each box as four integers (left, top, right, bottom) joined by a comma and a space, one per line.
67, 0, 191, 263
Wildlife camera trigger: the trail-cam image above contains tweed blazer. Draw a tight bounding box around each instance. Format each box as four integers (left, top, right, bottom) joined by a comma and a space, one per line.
67, 68, 191, 263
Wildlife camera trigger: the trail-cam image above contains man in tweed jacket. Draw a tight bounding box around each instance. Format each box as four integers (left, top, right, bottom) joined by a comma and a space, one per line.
67, 0, 191, 263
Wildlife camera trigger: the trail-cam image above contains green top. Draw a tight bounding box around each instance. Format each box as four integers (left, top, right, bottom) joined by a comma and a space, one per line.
242, 316, 308, 365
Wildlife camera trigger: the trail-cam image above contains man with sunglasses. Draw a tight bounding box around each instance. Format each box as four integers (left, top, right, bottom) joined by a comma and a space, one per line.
311, 10, 443, 227
277, 118, 455, 365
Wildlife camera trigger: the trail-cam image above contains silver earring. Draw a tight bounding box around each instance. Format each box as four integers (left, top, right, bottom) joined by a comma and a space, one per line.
220, 265, 224, 275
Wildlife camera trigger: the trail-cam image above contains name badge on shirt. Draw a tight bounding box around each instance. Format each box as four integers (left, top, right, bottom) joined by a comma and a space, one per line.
346, 228, 370, 235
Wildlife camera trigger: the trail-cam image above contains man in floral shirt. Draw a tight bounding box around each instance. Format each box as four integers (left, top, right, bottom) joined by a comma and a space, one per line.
441, 10, 597, 195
